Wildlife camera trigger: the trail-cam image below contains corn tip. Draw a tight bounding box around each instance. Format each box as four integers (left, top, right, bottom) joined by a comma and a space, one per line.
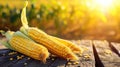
24, 1, 28, 7
40, 52, 49, 63
67, 53, 79, 61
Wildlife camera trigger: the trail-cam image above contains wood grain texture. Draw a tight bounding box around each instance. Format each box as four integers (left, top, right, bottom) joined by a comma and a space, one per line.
93, 40, 120, 67
65, 40, 95, 67
111, 42, 120, 56
0, 40, 120, 67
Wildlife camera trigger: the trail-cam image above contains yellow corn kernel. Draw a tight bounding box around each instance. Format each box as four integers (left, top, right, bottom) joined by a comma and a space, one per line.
9, 58, 13, 61
67, 62, 72, 65
26, 28, 78, 60
104, 49, 112, 55
24, 63, 27, 65
9, 32, 49, 63
50, 36, 83, 53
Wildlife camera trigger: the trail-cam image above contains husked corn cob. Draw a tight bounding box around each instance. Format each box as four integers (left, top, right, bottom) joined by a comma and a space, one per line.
22, 27, 78, 60
20, 1, 78, 60
50, 36, 83, 53
5, 31, 49, 63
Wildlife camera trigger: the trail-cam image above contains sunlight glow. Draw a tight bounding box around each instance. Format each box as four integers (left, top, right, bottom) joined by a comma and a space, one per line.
85, 0, 115, 12
95, 0, 113, 8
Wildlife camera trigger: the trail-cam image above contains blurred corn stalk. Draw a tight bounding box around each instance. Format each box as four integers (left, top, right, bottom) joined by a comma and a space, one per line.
0, 0, 120, 41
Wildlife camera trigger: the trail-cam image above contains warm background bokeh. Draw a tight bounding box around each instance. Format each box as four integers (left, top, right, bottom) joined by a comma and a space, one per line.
0, 0, 120, 42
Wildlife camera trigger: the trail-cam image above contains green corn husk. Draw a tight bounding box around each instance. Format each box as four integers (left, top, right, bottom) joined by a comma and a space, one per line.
0, 31, 14, 50
0, 40, 13, 50
1, 30, 34, 50
5, 31, 34, 43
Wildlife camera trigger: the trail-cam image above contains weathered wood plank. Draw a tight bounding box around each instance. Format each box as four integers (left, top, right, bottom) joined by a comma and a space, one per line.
0, 49, 55, 67
0, 52, 23, 67
26, 58, 54, 67
0, 49, 13, 56
78, 40, 95, 67
93, 40, 120, 67
65, 40, 95, 67
49, 57, 67, 67
111, 42, 120, 56
7, 57, 29, 67
0, 40, 120, 67
93, 44, 104, 67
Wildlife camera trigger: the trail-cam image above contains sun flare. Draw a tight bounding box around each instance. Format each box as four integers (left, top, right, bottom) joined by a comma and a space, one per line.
95, 0, 113, 8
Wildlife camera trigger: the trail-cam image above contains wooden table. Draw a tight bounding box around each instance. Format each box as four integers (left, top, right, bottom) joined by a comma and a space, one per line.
0, 40, 120, 67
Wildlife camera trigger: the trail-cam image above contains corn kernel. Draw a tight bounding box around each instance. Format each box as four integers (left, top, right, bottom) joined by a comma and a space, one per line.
9, 58, 13, 60
24, 63, 27, 65
104, 49, 112, 55
67, 62, 72, 65
52, 58, 55, 61
27, 57, 31, 60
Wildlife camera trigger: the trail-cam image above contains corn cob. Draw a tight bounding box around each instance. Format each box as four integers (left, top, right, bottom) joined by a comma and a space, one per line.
20, 1, 81, 54
26, 28, 78, 60
20, 1, 78, 60
5, 31, 49, 63
50, 36, 83, 53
